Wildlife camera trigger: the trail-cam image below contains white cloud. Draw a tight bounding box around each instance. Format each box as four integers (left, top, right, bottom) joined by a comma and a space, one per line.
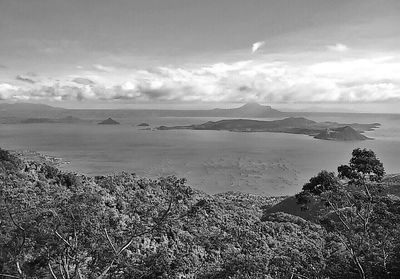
252, 41, 265, 53
0, 83, 19, 100
1, 54, 400, 104
92, 64, 115, 72
0, 83, 19, 92
327, 43, 349, 52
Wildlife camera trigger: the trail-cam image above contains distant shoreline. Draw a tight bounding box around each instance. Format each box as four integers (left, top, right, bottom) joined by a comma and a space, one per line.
10, 149, 70, 168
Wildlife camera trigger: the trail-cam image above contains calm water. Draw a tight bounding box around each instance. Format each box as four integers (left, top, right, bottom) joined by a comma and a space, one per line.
0, 115, 399, 196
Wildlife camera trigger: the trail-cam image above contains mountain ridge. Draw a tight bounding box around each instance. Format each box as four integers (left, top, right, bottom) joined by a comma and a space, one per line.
0, 102, 288, 120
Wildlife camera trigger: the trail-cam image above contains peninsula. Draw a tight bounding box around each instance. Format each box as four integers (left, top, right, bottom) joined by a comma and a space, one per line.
158, 117, 380, 141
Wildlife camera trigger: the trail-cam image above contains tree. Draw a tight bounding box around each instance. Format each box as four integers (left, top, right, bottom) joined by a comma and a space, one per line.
0, 147, 193, 279
338, 148, 385, 183
297, 148, 400, 279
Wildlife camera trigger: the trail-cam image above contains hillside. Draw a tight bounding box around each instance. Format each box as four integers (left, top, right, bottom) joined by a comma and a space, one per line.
264, 173, 400, 222
1, 148, 400, 278
0, 148, 323, 278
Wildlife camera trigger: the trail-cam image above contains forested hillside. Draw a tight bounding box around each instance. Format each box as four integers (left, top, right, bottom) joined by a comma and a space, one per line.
1, 148, 400, 278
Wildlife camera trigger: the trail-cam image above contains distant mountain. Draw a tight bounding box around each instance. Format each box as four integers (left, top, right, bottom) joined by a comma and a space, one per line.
208, 102, 287, 118
0, 103, 63, 112
158, 117, 379, 141
98, 118, 120, 125
21, 116, 87, 124
121, 102, 288, 118
0, 102, 288, 120
0, 103, 66, 119
314, 126, 370, 141
0, 102, 392, 125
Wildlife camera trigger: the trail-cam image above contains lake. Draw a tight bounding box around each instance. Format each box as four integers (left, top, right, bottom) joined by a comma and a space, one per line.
0, 114, 399, 196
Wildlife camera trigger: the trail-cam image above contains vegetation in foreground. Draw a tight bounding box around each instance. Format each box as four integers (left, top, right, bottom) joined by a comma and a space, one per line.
0, 147, 400, 278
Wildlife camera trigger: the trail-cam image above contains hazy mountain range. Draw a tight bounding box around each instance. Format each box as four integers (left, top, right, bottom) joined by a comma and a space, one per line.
0, 102, 397, 124
0, 102, 287, 122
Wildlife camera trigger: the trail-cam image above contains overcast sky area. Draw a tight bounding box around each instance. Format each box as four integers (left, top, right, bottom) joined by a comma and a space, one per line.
0, 0, 400, 112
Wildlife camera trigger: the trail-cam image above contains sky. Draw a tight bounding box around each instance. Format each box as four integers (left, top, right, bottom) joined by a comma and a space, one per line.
0, 0, 400, 112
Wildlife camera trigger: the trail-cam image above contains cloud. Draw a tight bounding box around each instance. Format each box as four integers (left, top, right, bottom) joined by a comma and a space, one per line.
93, 64, 115, 72
16, 75, 36, 84
327, 43, 349, 52
252, 41, 265, 53
72, 77, 95, 85
0, 83, 19, 100
1, 55, 400, 104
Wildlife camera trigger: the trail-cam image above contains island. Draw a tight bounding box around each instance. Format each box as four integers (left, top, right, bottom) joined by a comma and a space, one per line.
157, 117, 380, 141
98, 118, 120, 125
314, 126, 371, 141
137, 122, 150, 127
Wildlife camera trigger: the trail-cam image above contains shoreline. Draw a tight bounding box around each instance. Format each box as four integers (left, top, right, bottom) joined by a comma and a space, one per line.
10, 149, 71, 168
7, 147, 400, 195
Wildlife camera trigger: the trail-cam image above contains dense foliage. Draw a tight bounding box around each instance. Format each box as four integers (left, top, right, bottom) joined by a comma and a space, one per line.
1, 147, 399, 278
297, 148, 400, 279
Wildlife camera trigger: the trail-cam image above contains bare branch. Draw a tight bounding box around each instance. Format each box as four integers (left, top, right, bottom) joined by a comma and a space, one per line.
97, 197, 175, 279
62, 255, 71, 279
15, 262, 24, 278
96, 259, 115, 279
104, 228, 117, 254
48, 262, 59, 279
54, 231, 72, 248
117, 198, 173, 256
58, 260, 66, 279
0, 274, 21, 279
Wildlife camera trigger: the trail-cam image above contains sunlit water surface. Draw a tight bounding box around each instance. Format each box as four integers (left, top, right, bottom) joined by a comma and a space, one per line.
1, 115, 399, 196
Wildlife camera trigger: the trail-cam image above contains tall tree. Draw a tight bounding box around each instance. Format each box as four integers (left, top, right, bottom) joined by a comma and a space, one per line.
297, 148, 400, 279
